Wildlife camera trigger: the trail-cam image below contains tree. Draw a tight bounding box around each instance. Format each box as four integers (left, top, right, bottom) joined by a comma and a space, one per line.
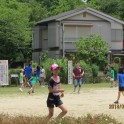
41, 0, 85, 16
75, 34, 109, 65
87, 0, 120, 19
118, 0, 124, 20
27, 0, 48, 26
0, 0, 31, 61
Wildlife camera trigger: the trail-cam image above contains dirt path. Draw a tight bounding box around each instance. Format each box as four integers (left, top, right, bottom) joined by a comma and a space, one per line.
0, 88, 124, 123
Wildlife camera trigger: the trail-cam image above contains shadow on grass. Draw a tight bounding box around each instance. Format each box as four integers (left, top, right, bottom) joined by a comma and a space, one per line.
0, 113, 121, 124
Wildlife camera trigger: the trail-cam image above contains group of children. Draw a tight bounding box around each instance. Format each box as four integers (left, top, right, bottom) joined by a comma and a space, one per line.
19, 65, 46, 94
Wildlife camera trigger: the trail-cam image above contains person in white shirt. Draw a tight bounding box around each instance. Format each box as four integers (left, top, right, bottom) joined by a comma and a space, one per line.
40, 65, 46, 87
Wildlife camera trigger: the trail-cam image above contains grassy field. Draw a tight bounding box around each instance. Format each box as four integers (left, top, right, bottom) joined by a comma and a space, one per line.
0, 82, 122, 124
0, 82, 110, 96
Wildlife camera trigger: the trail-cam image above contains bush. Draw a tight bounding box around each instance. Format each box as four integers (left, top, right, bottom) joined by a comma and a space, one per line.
114, 57, 120, 63
80, 60, 92, 83
31, 61, 38, 70
111, 63, 120, 81
91, 64, 99, 83
92, 64, 99, 77
43, 58, 68, 83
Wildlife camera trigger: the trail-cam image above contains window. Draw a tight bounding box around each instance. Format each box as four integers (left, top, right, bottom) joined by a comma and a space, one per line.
111, 29, 122, 42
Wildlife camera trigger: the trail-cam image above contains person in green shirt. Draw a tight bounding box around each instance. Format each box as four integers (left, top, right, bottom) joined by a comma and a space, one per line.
28, 72, 38, 94
19, 69, 24, 92
110, 67, 115, 88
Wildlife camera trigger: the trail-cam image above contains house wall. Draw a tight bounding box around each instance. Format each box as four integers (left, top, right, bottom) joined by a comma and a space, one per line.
60, 20, 112, 51
32, 52, 40, 64
64, 12, 123, 50
48, 50, 61, 58
32, 26, 41, 49
41, 26, 48, 50
111, 22, 123, 50
48, 22, 60, 48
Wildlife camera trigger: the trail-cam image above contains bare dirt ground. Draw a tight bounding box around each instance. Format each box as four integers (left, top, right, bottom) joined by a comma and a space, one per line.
0, 88, 124, 123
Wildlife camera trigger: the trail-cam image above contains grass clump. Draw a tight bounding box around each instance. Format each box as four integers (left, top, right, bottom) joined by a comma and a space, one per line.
0, 113, 121, 124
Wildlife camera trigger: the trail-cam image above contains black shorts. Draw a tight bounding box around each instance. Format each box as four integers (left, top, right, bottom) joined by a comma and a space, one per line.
119, 87, 124, 91
47, 97, 63, 108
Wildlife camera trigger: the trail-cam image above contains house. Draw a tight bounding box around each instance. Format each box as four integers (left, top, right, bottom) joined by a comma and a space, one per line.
32, 7, 124, 63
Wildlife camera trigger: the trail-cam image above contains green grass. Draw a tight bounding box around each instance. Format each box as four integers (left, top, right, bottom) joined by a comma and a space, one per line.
0, 82, 110, 96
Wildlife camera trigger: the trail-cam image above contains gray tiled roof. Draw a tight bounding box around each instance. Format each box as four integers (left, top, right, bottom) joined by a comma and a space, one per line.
36, 7, 84, 25
36, 7, 124, 25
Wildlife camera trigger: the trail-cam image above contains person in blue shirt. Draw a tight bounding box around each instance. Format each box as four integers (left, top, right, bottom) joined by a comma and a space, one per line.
35, 65, 42, 85
25, 63, 32, 87
114, 67, 124, 104
35, 65, 41, 78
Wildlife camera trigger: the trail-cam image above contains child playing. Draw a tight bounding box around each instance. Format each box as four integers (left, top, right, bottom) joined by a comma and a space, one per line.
110, 66, 115, 88
28, 72, 38, 94
46, 64, 67, 123
35, 65, 42, 85
40, 66, 46, 87
19, 69, 24, 92
114, 67, 124, 104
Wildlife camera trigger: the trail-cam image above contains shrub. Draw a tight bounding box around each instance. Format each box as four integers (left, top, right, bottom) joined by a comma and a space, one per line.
111, 63, 120, 81
80, 60, 92, 83
43, 58, 68, 83
92, 64, 99, 77
114, 57, 120, 63
91, 64, 99, 83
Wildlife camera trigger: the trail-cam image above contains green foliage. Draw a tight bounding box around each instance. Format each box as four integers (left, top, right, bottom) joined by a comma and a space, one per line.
80, 60, 92, 73
39, 51, 49, 63
111, 63, 120, 81
80, 60, 92, 83
75, 34, 109, 65
0, 0, 31, 61
91, 64, 99, 83
92, 64, 99, 77
43, 58, 68, 83
41, 0, 85, 16
114, 57, 120, 64
88, 0, 120, 19
27, 0, 48, 26
31, 61, 38, 69
9, 69, 21, 75
87, 0, 124, 21
118, 0, 124, 20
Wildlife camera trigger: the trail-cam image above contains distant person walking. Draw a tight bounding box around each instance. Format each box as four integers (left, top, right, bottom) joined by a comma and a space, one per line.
110, 66, 115, 88
25, 63, 32, 87
114, 67, 124, 104
73, 61, 84, 94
